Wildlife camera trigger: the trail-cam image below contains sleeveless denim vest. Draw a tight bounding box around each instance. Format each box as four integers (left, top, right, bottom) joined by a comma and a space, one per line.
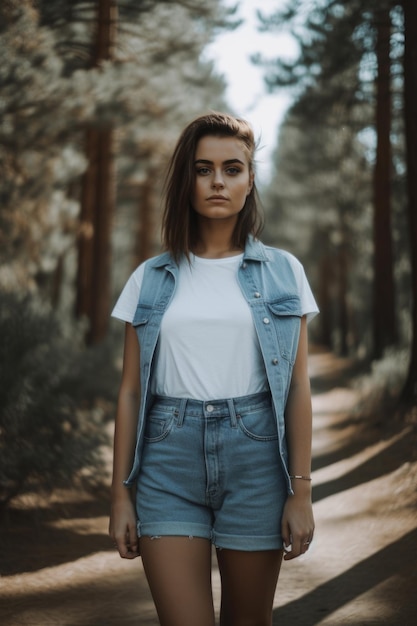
125, 236, 303, 495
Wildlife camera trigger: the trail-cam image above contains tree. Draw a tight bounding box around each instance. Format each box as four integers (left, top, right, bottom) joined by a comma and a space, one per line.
264, 100, 373, 355
1, 0, 233, 336
0, 2, 91, 298
75, 0, 117, 344
33, 0, 235, 343
400, 0, 417, 408
372, 6, 397, 357
257, 0, 408, 360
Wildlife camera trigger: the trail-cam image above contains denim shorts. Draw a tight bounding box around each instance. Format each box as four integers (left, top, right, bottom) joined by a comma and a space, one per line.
136, 391, 288, 551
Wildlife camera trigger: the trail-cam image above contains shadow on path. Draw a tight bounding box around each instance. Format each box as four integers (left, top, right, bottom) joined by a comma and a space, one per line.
309, 353, 368, 394
273, 528, 417, 625
312, 422, 378, 473
0, 562, 154, 626
0, 492, 112, 575
313, 427, 413, 503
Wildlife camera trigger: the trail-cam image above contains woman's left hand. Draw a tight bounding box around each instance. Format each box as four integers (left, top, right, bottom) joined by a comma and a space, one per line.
281, 489, 315, 561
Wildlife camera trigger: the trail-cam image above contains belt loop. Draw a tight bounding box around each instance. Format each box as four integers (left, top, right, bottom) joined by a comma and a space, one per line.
176, 398, 187, 427
227, 399, 238, 428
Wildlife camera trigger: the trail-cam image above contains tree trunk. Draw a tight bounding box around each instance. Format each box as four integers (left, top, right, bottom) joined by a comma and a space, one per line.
401, 0, 417, 406
372, 7, 397, 359
134, 168, 155, 267
337, 221, 349, 357
317, 231, 334, 349
75, 0, 117, 344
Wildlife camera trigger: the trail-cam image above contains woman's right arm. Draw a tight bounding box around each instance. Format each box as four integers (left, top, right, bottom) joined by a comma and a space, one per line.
109, 322, 141, 559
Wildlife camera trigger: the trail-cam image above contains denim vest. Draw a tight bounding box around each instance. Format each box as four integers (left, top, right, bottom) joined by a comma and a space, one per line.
126, 236, 303, 495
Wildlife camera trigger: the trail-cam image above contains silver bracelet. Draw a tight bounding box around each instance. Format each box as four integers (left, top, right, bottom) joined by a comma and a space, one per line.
289, 474, 312, 481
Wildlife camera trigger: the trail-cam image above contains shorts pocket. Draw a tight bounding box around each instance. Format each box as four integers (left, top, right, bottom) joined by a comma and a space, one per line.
144, 409, 175, 443
237, 407, 278, 442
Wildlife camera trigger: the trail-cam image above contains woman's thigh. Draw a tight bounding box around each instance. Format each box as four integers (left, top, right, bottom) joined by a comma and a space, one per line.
140, 536, 215, 626
217, 548, 283, 626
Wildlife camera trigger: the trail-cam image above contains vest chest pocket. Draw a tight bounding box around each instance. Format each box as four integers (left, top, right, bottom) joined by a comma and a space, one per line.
132, 305, 151, 345
266, 296, 302, 365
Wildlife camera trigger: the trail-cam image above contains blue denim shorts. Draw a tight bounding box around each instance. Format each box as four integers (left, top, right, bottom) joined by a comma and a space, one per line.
136, 391, 287, 551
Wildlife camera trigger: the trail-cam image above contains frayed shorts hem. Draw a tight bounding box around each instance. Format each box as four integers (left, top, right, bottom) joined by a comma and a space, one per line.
138, 521, 211, 541
137, 521, 283, 551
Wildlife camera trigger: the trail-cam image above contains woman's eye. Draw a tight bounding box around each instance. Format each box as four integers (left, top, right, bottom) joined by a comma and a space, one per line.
196, 167, 211, 175
226, 167, 241, 175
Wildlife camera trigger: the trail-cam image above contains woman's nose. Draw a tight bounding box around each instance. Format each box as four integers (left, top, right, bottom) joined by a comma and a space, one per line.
211, 172, 225, 188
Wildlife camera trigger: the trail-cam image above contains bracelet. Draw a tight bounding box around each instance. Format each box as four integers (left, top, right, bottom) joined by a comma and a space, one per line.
290, 475, 312, 481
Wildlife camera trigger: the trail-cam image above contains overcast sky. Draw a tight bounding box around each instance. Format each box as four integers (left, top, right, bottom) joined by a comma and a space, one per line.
205, 0, 297, 184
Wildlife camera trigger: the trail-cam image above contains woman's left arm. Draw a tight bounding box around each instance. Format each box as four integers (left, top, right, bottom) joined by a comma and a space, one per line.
281, 315, 315, 561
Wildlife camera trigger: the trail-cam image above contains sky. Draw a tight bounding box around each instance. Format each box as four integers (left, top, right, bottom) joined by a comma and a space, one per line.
205, 0, 298, 185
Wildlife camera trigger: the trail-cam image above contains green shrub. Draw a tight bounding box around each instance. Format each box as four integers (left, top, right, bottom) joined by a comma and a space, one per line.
0, 293, 116, 510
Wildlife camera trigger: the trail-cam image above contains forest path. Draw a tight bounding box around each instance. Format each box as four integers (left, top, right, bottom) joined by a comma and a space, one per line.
272, 351, 417, 625
1, 350, 416, 625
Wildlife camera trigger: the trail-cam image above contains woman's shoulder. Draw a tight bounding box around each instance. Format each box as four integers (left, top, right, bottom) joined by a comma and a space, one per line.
128, 250, 172, 280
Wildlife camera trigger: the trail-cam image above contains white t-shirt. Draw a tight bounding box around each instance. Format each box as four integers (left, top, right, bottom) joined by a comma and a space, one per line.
112, 253, 318, 400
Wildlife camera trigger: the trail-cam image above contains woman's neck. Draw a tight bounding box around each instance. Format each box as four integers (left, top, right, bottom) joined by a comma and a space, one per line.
192, 235, 243, 259
193, 218, 243, 259
192, 246, 243, 259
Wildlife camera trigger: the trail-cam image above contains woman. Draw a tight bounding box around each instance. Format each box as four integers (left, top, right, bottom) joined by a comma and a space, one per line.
109, 112, 318, 626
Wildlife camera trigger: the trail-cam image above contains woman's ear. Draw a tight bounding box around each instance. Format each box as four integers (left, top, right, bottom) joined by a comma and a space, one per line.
247, 171, 255, 195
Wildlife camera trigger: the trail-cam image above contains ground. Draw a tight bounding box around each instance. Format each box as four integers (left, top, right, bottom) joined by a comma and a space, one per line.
1, 351, 416, 625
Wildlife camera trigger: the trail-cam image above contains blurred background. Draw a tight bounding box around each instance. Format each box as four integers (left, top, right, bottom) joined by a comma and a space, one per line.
0, 0, 416, 516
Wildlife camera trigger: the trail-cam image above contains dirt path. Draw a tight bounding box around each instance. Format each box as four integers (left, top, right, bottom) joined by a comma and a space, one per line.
1, 351, 416, 625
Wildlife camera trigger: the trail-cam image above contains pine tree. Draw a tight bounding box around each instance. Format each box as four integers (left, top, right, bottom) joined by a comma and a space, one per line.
400, 0, 417, 408
36, 0, 235, 343
372, 6, 397, 357
257, 0, 407, 360
1, 0, 234, 341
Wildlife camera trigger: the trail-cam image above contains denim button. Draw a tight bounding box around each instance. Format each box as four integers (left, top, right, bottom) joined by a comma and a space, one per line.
272, 358, 279, 365
206, 404, 214, 413
263, 317, 270, 324
254, 292, 261, 298
241, 262, 247, 269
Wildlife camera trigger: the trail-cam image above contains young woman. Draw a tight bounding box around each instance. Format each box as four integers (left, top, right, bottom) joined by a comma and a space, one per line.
109, 112, 318, 626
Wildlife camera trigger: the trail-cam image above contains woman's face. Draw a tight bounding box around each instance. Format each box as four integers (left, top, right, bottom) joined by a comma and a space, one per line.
192, 135, 254, 225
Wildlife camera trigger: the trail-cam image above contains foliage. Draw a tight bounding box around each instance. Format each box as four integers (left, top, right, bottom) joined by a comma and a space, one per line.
358, 348, 409, 401
264, 101, 376, 354
0, 4, 88, 294
259, 0, 410, 359
0, 0, 231, 307
255, 0, 401, 104
353, 348, 412, 426
0, 292, 117, 510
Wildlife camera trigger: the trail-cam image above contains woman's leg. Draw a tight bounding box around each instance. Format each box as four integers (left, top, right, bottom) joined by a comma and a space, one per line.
140, 536, 215, 626
216, 548, 283, 626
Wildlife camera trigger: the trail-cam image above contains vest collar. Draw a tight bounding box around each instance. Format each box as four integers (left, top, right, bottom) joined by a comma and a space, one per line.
242, 235, 270, 262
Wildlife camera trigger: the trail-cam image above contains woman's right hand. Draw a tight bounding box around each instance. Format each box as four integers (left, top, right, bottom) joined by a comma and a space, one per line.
109, 495, 140, 559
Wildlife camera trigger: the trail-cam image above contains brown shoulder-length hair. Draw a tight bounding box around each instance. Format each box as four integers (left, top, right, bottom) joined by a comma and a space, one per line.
162, 112, 263, 261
